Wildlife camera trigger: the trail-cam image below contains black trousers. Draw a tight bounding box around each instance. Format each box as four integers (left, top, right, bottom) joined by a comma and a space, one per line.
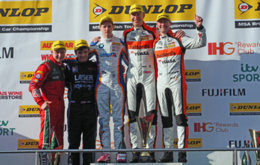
68, 103, 97, 165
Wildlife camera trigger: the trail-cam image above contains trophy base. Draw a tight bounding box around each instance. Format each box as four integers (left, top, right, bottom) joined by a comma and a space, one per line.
139, 156, 154, 163
139, 152, 154, 163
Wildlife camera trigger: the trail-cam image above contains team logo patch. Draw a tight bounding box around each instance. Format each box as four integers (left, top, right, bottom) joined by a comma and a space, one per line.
99, 44, 104, 48
72, 66, 78, 73
32, 89, 41, 97
35, 74, 41, 79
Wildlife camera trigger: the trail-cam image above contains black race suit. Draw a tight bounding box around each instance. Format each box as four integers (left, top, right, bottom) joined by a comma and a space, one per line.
65, 59, 97, 165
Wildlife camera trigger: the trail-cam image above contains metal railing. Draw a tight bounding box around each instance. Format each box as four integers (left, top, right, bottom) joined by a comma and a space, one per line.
0, 148, 259, 165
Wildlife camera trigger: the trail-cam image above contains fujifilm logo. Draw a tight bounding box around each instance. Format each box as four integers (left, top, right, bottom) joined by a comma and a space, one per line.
202, 88, 246, 97
1, 47, 14, 59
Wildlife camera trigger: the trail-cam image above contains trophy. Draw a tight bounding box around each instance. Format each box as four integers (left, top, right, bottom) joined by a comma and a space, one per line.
249, 129, 260, 165
136, 113, 155, 162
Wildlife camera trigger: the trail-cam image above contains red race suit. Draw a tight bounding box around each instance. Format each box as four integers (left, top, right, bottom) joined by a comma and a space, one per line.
29, 55, 65, 150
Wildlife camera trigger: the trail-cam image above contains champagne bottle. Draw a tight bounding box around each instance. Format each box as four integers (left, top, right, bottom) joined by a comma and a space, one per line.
242, 151, 252, 165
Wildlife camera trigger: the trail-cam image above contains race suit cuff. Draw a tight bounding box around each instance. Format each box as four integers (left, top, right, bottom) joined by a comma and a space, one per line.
37, 100, 45, 107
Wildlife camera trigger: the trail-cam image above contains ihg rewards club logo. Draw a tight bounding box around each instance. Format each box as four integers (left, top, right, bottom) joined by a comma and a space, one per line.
234, 0, 260, 28
0, 1, 52, 33
89, 0, 196, 31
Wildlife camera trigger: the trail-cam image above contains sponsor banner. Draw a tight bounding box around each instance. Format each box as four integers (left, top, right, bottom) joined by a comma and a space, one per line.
89, 22, 195, 31
208, 42, 260, 56
235, 20, 260, 28
234, 0, 260, 28
228, 139, 253, 148
0, 47, 14, 60
17, 139, 38, 150
185, 69, 201, 82
186, 104, 201, 116
230, 103, 260, 115
193, 122, 239, 133
0, 91, 22, 100
174, 138, 202, 148
20, 72, 34, 84
40, 40, 75, 61
19, 105, 40, 117
41, 53, 76, 61
0, 120, 15, 136
0, 25, 52, 33
201, 88, 246, 97
89, 0, 196, 31
233, 64, 259, 83
0, 1, 52, 33
40, 40, 75, 51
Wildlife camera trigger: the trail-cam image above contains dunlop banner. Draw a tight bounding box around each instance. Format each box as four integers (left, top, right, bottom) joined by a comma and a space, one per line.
0, 0, 52, 33
89, 0, 196, 31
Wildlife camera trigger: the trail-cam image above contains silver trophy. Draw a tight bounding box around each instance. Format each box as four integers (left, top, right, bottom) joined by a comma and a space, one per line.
136, 113, 154, 162
249, 129, 260, 165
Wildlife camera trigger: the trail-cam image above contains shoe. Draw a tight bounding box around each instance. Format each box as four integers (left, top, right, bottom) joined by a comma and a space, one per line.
68, 154, 72, 165
130, 152, 140, 163
97, 153, 111, 163
158, 152, 173, 162
178, 151, 187, 162
116, 152, 127, 163
150, 152, 156, 162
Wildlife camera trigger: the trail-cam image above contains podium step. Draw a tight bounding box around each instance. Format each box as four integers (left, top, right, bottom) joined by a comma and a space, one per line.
91, 163, 184, 165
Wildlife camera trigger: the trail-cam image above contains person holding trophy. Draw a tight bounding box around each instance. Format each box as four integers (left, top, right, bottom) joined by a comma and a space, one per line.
123, 4, 158, 162
122, 4, 185, 162
154, 13, 207, 162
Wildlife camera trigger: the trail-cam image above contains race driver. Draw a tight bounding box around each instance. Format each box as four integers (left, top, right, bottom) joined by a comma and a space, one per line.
154, 13, 207, 162
29, 41, 66, 165
91, 16, 128, 163
123, 3, 158, 162
65, 39, 97, 165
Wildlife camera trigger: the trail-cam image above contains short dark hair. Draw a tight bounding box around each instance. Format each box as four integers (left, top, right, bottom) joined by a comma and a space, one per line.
75, 46, 89, 54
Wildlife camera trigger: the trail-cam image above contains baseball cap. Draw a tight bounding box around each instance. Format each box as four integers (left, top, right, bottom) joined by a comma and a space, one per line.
156, 13, 171, 22
51, 41, 66, 51
99, 16, 113, 26
129, 4, 144, 14
74, 39, 89, 50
